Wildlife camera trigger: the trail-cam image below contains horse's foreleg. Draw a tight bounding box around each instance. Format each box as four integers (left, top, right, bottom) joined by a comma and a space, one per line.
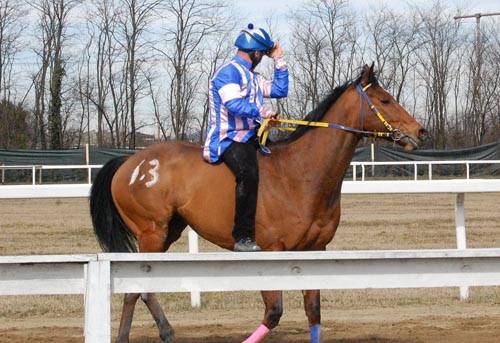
302, 289, 321, 343
242, 290, 283, 343
116, 293, 140, 343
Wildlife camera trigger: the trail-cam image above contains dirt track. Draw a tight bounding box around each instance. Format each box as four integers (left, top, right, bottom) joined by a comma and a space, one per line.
1, 304, 500, 342
0, 194, 499, 342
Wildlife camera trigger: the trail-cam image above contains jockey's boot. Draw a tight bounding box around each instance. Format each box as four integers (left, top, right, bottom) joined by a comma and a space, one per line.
234, 237, 261, 252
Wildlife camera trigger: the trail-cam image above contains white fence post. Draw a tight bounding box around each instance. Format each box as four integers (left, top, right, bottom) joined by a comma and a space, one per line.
85, 144, 91, 184
85, 260, 111, 343
371, 143, 375, 177
455, 193, 469, 300
188, 228, 201, 308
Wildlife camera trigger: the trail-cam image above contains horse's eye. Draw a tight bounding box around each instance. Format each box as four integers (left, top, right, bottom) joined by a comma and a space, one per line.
381, 99, 390, 104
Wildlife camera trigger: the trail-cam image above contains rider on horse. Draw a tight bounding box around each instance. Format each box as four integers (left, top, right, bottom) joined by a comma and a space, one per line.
203, 23, 289, 252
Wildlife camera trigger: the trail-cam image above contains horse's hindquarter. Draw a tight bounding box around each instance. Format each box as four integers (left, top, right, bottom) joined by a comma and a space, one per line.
111, 142, 234, 249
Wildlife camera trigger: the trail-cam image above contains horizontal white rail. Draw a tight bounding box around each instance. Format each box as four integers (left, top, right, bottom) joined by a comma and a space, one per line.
1, 160, 499, 184
1, 179, 500, 199
1, 249, 500, 343
351, 160, 500, 166
342, 179, 500, 193
350, 160, 500, 181
0, 165, 102, 170
0, 184, 92, 198
1, 161, 498, 169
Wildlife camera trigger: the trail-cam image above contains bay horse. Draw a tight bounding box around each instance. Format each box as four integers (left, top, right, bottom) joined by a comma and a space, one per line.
90, 64, 427, 343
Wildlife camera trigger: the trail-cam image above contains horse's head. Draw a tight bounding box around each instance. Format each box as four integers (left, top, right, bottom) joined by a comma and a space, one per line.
355, 64, 427, 150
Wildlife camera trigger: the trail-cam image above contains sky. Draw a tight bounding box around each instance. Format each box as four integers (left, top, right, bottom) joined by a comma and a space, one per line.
11, 0, 500, 137
236, 0, 500, 32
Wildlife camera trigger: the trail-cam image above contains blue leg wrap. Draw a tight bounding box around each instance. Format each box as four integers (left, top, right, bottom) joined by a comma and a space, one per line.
310, 323, 321, 343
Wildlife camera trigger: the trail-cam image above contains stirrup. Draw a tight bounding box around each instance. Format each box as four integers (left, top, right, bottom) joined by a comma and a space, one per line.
259, 143, 271, 156
234, 238, 262, 252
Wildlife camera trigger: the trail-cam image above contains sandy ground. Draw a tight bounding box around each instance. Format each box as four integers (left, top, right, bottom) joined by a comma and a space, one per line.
0, 194, 499, 342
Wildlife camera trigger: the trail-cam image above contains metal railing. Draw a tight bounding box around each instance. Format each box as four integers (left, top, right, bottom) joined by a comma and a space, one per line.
350, 160, 500, 181
0, 164, 102, 185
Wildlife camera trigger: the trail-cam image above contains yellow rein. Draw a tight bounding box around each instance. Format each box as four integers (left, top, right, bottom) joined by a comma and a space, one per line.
256, 83, 400, 146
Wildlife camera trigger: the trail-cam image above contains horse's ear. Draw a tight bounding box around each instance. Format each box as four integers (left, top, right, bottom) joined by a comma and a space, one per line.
360, 64, 371, 85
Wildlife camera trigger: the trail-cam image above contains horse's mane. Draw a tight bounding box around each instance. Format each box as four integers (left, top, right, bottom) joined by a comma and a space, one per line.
274, 71, 378, 144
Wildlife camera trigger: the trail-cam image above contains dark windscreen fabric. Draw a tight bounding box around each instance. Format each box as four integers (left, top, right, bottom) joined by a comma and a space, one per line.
0, 142, 498, 182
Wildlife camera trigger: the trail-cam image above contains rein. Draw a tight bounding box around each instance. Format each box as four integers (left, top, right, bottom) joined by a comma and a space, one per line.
257, 82, 406, 147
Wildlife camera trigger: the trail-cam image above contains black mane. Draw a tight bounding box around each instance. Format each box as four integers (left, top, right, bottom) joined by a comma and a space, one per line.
275, 82, 350, 144
274, 71, 378, 144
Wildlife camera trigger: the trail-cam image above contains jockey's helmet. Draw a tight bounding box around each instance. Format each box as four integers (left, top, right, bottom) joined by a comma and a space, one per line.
234, 23, 274, 53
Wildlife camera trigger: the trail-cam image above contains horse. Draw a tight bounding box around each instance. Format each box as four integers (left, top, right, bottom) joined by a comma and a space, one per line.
90, 64, 427, 343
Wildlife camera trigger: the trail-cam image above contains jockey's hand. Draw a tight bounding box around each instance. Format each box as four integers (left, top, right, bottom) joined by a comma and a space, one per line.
260, 107, 278, 119
268, 42, 284, 59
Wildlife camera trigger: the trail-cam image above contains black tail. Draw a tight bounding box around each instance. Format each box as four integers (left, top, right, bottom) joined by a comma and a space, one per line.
90, 156, 137, 252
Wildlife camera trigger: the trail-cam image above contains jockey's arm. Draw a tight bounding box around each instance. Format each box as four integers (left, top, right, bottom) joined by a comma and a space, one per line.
214, 68, 260, 119
260, 56, 289, 99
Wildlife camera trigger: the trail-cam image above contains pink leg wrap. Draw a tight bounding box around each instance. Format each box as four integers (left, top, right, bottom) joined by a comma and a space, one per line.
242, 324, 270, 343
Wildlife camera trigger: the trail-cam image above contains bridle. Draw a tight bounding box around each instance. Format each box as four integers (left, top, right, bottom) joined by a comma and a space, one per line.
257, 81, 408, 147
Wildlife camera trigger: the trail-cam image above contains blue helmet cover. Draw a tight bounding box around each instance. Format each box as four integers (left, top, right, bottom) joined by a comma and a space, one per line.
234, 23, 274, 52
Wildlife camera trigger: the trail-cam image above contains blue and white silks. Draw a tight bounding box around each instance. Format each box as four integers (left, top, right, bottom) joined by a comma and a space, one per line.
203, 55, 288, 163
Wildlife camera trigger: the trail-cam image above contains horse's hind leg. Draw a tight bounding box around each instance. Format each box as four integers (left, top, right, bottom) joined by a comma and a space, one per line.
117, 292, 173, 343
116, 222, 178, 343
242, 290, 283, 342
142, 214, 187, 341
116, 293, 141, 343
302, 289, 321, 343
140, 293, 174, 342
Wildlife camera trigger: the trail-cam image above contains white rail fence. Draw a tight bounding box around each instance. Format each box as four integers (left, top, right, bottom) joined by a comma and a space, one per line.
1, 249, 500, 343
1, 160, 499, 184
351, 160, 500, 181
1, 163, 499, 305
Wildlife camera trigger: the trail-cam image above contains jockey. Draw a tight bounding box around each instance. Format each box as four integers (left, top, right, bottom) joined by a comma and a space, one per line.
203, 23, 289, 252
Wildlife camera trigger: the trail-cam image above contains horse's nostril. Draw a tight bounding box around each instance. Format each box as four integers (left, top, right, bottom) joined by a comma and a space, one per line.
418, 128, 429, 141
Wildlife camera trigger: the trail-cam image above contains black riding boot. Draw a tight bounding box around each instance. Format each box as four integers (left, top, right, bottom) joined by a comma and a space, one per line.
222, 140, 262, 252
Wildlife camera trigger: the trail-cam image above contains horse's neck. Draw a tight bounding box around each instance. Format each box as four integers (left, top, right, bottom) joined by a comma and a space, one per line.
279, 94, 360, 208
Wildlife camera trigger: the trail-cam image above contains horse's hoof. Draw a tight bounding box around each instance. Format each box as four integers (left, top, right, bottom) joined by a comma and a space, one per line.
160, 327, 175, 343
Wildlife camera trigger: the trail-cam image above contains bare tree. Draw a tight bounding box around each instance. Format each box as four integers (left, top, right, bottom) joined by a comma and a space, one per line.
144, 68, 169, 140
0, 1, 26, 102
115, 0, 161, 148
286, 0, 358, 116
462, 20, 500, 145
0, 1, 27, 148
30, 0, 79, 149
197, 29, 234, 143
156, 0, 228, 141
75, 35, 93, 148
365, 6, 422, 103
415, 2, 461, 148
30, 0, 53, 149
86, 0, 120, 147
